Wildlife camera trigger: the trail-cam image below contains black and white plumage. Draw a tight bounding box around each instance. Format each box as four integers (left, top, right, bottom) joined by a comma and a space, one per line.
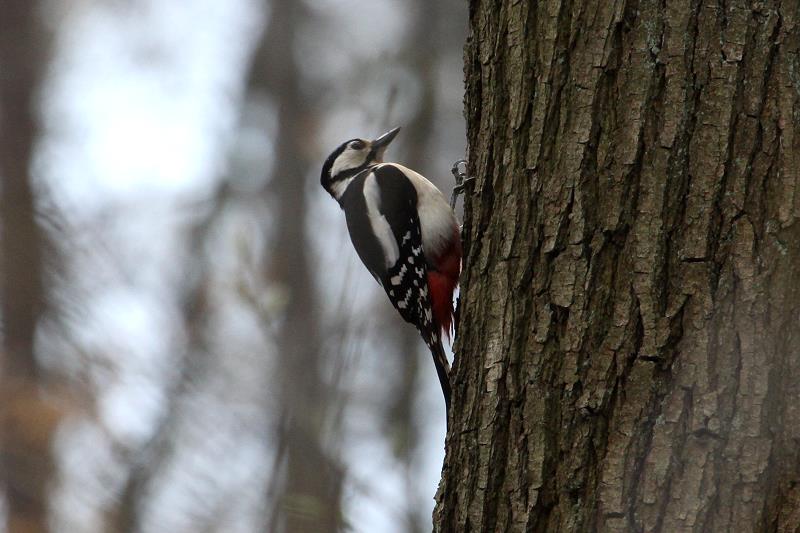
321, 127, 461, 412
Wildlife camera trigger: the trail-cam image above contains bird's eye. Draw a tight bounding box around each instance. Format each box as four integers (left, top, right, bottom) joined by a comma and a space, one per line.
350, 140, 366, 150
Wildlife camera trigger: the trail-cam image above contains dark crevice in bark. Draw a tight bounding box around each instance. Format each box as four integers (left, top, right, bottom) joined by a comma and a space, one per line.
709, 327, 746, 530
581, 236, 624, 380
531, 300, 573, 532
621, 0, 642, 35
750, 11, 783, 247
619, 299, 649, 528
619, 136, 644, 237
718, 0, 729, 33
652, 385, 694, 533
708, 13, 752, 291
675, 0, 705, 263
644, 42, 670, 318
578, 59, 617, 257
550, 188, 576, 260
540, 0, 573, 176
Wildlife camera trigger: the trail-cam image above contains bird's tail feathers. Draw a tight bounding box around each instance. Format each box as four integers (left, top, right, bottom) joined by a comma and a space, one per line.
427, 335, 451, 414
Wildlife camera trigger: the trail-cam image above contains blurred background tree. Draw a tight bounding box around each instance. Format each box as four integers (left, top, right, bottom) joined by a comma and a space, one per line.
1, 3, 58, 532
0, 0, 466, 532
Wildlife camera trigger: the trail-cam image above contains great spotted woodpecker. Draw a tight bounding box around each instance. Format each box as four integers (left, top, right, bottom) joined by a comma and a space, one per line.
321, 127, 461, 410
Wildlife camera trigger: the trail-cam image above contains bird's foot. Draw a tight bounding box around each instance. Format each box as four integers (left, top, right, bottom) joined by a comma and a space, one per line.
450, 159, 475, 209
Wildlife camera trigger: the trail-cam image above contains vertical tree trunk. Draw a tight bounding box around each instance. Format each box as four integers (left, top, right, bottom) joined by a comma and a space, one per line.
0, 2, 57, 533
436, 1, 800, 531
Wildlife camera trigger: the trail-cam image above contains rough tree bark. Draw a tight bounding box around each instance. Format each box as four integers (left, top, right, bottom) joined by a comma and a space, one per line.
436, 1, 800, 532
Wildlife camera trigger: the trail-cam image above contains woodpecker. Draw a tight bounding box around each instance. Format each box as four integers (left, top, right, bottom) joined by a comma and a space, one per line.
321, 127, 461, 411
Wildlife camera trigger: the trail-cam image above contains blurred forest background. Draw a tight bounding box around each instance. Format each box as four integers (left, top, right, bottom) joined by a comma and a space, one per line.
0, 1, 467, 532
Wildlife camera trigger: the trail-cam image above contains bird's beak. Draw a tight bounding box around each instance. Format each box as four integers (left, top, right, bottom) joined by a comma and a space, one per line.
372, 126, 401, 150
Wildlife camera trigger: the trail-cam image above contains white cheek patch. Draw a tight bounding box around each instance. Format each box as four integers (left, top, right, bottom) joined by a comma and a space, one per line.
331, 148, 368, 178
363, 173, 399, 268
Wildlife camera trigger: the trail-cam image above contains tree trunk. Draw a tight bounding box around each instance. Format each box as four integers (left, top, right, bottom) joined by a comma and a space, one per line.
436, 1, 800, 532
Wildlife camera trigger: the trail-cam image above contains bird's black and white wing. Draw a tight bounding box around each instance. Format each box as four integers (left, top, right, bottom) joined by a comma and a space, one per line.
339, 165, 434, 335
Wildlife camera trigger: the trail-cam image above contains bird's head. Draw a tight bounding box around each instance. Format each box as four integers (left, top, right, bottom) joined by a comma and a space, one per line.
321, 126, 400, 199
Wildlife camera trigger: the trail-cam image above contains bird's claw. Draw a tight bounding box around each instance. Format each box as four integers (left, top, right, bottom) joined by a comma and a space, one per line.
450, 159, 474, 209
451, 159, 468, 183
